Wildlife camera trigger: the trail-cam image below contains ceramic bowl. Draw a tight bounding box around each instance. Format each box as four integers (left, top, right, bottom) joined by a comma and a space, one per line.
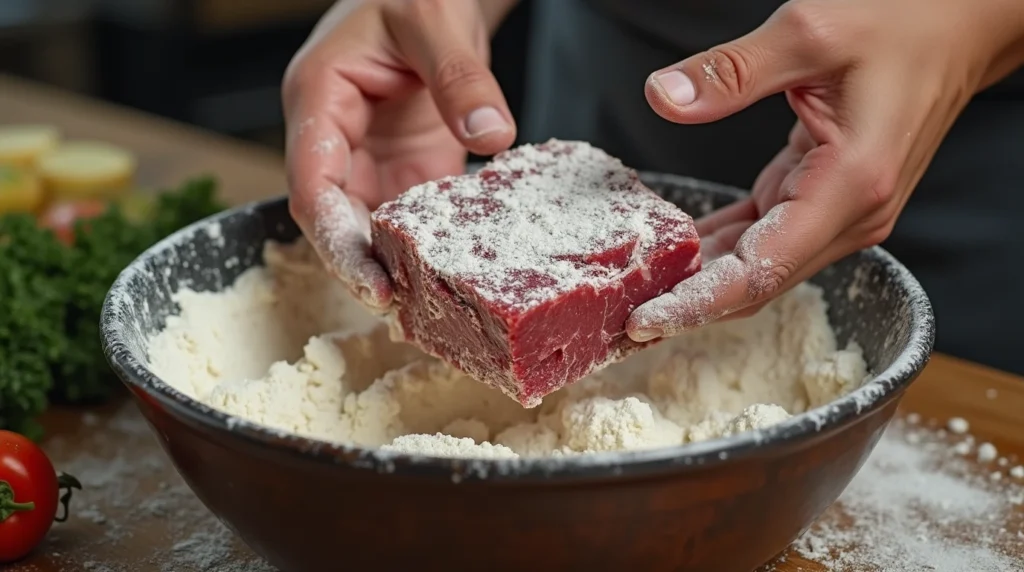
100, 173, 935, 572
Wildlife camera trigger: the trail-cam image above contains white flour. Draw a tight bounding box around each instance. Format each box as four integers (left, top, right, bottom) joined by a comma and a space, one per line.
382, 434, 518, 459
147, 238, 868, 458
786, 416, 1024, 571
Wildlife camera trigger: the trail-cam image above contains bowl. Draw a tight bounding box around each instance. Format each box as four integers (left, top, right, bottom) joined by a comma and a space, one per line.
100, 173, 935, 572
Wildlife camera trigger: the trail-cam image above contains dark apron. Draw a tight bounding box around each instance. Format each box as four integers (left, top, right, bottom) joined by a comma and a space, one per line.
519, 0, 1024, 374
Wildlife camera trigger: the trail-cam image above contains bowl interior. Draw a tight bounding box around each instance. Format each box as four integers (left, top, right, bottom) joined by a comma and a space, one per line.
101, 173, 935, 475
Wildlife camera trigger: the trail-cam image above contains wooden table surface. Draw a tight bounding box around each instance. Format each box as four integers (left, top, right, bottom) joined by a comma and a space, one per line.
2, 74, 1022, 571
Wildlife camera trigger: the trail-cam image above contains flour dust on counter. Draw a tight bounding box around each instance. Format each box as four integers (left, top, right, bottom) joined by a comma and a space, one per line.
28, 401, 1024, 571
146, 238, 870, 458
784, 415, 1024, 572
35, 403, 275, 572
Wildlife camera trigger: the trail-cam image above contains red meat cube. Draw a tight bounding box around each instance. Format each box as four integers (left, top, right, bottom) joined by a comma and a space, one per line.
370, 140, 700, 407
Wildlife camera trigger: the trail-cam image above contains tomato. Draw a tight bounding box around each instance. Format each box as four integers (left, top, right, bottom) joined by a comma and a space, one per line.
36, 199, 108, 245
36, 192, 154, 245
0, 431, 80, 563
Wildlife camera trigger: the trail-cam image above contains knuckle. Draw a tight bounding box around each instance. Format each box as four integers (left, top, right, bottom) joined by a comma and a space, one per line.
776, 1, 844, 60
700, 47, 755, 98
870, 174, 899, 208
383, 0, 432, 28
287, 193, 311, 226
281, 56, 322, 108
281, 59, 305, 106
859, 167, 898, 211
433, 52, 492, 95
843, 154, 896, 212
748, 257, 796, 301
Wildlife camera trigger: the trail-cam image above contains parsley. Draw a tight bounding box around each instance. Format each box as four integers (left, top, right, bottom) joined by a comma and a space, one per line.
0, 177, 225, 437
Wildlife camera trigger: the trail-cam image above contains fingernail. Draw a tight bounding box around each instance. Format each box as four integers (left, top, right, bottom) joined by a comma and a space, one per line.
631, 328, 664, 343
653, 71, 696, 106
464, 106, 509, 138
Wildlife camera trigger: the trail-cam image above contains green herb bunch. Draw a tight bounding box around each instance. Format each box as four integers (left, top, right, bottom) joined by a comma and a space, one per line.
0, 177, 224, 438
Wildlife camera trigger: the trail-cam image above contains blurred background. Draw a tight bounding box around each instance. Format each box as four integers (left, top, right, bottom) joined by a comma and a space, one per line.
0, 0, 535, 152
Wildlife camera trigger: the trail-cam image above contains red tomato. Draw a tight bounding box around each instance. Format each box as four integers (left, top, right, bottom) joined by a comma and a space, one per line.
37, 199, 109, 245
0, 431, 80, 563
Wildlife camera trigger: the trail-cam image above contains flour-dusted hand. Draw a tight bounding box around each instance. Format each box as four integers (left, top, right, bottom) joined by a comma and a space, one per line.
282, 0, 519, 309
627, 0, 1024, 341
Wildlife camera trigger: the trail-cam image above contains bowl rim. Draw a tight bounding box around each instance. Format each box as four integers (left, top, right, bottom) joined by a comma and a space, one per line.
100, 172, 936, 482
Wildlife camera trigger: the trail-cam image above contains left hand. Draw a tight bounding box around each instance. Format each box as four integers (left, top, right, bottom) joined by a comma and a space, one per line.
627, 0, 1024, 342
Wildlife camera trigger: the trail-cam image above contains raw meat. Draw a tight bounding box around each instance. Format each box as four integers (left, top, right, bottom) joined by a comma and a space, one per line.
370, 140, 701, 407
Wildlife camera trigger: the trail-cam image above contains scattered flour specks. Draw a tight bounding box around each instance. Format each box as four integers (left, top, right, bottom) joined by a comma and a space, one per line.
38, 403, 276, 571
311, 137, 340, 155
979, 442, 1000, 464
785, 416, 1023, 571
947, 417, 970, 434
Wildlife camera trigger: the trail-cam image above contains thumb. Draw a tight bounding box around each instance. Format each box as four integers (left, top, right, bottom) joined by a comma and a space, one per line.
385, 1, 516, 156
645, 9, 827, 124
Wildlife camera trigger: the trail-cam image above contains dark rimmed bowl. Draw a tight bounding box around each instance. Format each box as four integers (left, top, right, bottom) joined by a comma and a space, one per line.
100, 173, 934, 572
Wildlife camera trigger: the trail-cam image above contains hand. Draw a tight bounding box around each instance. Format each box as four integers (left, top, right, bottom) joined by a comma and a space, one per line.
626, 0, 1024, 342
282, 0, 517, 309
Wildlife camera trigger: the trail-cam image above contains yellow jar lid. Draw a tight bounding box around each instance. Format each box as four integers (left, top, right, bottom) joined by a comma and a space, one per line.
0, 164, 45, 214
38, 141, 137, 199
0, 124, 61, 168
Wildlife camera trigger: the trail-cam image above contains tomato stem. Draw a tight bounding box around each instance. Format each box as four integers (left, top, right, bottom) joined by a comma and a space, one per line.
0, 480, 36, 522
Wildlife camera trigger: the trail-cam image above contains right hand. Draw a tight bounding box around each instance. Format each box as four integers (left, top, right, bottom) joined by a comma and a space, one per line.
282, 0, 517, 309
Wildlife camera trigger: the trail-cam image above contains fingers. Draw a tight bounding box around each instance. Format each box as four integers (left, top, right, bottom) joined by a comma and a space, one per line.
644, 3, 835, 124
628, 201, 812, 340
283, 6, 391, 214
694, 197, 757, 237
699, 220, 752, 262
282, 66, 392, 308
283, 60, 397, 308
292, 187, 394, 310
384, 0, 516, 156
627, 145, 852, 341
750, 126, 811, 198
284, 61, 372, 199
713, 244, 842, 324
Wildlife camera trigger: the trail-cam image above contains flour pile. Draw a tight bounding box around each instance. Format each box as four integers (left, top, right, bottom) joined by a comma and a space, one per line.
146, 239, 869, 458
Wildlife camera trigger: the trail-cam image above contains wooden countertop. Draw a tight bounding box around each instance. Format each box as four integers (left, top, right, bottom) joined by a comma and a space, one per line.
0, 73, 286, 206
2, 74, 1022, 571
